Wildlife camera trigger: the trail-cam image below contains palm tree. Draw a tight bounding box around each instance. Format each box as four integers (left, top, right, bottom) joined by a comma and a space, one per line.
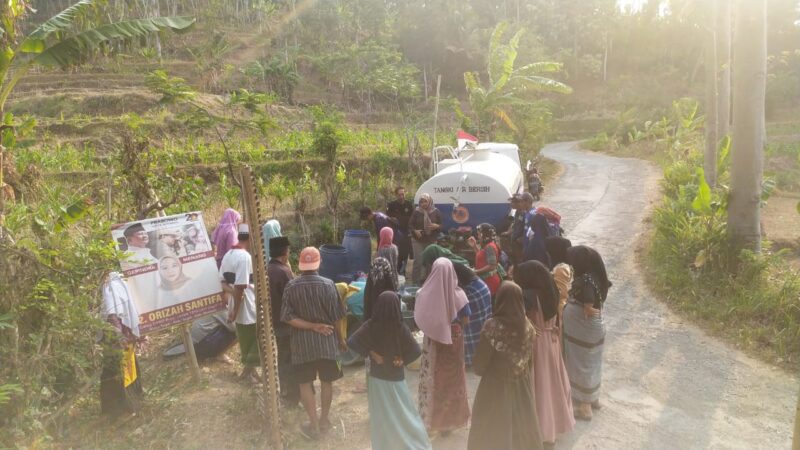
0, 0, 195, 114
727, 0, 766, 252
462, 22, 572, 140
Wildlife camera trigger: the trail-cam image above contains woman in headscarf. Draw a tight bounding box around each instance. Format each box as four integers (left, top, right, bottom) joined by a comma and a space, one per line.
467, 281, 543, 450
261, 219, 282, 259
468, 223, 503, 297
546, 236, 573, 312
452, 262, 492, 366
523, 214, 551, 268
514, 261, 575, 445
156, 255, 192, 309
363, 257, 398, 322
420, 243, 470, 279
211, 208, 241, 268
409, 193, 443, 285
348, 292, 432, 450
100, 272, 144, 417
563, 245, 612, 421
375, 227, 399, 286
414, 258, 471, 434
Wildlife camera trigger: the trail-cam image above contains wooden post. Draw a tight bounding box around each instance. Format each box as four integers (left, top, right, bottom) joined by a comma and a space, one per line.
182, 323, 201, 379
240, 166, 282, 449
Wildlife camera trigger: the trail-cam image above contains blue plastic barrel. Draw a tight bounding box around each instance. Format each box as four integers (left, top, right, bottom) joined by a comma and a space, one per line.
342, 229, 372, 275
319, 244, 349, 281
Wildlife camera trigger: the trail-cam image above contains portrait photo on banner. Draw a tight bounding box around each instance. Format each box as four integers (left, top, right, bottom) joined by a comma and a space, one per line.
110, 211, 226, 334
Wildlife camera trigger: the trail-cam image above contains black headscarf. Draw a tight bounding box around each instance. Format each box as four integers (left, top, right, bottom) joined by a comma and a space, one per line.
523, 214, 551, 268
363, 257, 398, 321
348, 291, 406, 361
452, 262, 477, 287
545, 236, 572, 266
513, 260, 560, 321
481, 281, 534, 377
567, 245, 612, 303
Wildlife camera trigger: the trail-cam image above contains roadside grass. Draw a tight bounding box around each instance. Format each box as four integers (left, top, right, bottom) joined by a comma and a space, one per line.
586, 101, 800, 370
644, 232, 800, 369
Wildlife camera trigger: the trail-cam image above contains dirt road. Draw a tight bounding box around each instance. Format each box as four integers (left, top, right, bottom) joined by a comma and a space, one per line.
421, 141, 797, 449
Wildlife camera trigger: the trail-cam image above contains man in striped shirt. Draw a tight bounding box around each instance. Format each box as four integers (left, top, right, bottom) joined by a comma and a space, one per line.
281, 246, 347, 440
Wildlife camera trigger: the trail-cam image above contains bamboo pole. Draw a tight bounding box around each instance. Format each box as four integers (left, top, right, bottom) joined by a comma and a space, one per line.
240, 166, 282, 449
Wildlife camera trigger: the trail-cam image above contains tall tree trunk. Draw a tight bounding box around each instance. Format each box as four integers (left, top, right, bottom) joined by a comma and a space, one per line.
716, 0, 732, 139
704, 2, 719, 187
728, 0, 766, 252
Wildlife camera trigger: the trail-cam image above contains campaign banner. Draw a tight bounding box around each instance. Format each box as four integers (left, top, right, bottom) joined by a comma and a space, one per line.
111, 211, 226, 334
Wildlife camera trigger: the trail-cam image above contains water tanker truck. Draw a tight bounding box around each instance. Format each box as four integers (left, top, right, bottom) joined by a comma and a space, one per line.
414, 142, 524, 232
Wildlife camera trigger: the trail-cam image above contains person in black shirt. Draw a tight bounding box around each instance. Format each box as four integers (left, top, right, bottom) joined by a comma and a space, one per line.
386, 186, 414, 277
347, 291, 430, 449
266, 236, 299, 406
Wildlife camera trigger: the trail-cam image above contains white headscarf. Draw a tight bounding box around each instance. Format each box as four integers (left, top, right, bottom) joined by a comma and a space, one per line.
102, 272, 141, 337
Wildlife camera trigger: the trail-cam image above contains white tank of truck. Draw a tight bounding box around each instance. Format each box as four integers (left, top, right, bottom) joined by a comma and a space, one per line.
415, 142, 524, 231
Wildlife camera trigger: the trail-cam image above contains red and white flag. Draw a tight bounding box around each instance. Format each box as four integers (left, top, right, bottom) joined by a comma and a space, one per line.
456, 130, 478, 149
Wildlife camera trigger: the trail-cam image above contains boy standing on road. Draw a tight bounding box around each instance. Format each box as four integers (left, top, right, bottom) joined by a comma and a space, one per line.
281, 247, 347, 440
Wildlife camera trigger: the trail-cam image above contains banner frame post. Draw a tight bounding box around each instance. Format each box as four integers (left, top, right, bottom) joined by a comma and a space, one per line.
182, 323, 201, 379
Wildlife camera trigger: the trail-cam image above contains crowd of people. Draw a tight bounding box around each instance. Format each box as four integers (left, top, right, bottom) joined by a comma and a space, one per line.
99, 184, 612, 450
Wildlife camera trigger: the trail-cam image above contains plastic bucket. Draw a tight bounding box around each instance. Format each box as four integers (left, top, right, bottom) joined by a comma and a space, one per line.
319, 244, 349, 281
342, 229, 372, 275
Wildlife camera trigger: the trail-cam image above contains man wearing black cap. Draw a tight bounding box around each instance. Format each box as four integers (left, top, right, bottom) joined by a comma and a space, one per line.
267, 236, 299, 406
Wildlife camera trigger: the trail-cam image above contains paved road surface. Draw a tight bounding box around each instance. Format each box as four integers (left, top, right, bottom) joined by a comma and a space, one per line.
417, 141, 797, 449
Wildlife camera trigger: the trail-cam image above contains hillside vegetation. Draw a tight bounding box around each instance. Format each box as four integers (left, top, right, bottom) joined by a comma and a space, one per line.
2, 0, 800, 447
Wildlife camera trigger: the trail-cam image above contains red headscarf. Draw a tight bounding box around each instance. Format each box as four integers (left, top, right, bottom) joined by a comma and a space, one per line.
378, 226, 394, 249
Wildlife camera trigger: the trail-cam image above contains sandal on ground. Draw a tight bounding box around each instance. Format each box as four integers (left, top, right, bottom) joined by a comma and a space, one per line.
574, 403, 593, 421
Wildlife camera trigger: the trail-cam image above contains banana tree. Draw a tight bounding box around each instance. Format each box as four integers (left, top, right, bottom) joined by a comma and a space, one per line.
0, 0, 195, 114
462, 22, 572, 140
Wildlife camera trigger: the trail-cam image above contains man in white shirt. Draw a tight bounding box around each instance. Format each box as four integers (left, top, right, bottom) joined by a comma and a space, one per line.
122, 223, 156, 269
219, 224, 260, 383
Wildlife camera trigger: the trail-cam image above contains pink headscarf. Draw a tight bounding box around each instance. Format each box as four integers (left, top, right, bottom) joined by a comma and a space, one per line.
211, 208, 241, 266
378, 227, 394, 249
414, 257, 469, 344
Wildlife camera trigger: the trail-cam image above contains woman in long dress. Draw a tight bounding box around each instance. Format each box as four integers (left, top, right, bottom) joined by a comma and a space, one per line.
467, 281, 543, 450
452, 262, 492, 367
468, 223, 503, 297
348, 292, 432, 450
409, 193, 443, 285
563, 245, 612, 421
211, 208, 241, 268
375, 227, 399, 286
414, 257, 471, 434
514, 261, 575, 445
100, 272, 144, 417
